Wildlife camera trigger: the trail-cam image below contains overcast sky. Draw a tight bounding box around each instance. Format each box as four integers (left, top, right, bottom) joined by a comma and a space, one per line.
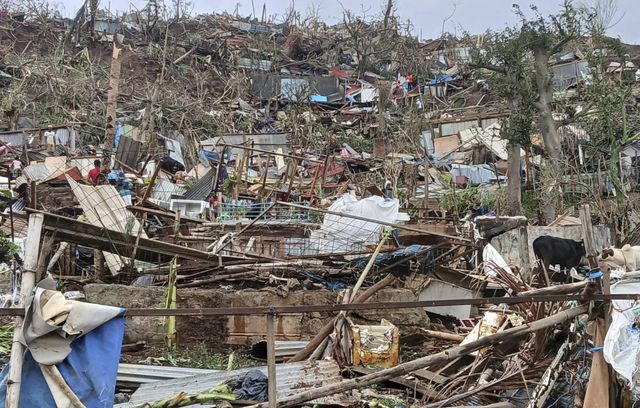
59, 0, 639, 44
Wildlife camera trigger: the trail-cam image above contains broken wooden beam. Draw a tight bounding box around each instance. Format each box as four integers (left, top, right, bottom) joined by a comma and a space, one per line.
30, 209, 243, 264
255, 305, 588, 408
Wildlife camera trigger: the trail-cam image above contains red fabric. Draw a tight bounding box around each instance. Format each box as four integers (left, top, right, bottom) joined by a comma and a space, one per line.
88, 168, 100, 186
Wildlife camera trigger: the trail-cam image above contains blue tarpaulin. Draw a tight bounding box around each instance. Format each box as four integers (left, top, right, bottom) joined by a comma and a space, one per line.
0, 314, 125, 408
353, 244, 430, 269
429, 75, 455, 85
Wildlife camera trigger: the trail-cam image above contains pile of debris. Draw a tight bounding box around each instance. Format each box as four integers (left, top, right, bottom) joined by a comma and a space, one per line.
0, 3, 638, 408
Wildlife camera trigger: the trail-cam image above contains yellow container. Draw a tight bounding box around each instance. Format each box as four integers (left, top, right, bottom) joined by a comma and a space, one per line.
351, 319, 399, 369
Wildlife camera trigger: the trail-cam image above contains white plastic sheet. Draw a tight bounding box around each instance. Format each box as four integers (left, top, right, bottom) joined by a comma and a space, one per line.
307, 194, 399, 255
603, 280, 640, 389
483, 244, 514, 276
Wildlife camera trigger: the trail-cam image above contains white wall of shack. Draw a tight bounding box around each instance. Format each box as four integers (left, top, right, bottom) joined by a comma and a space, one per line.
440, 120, 478, 136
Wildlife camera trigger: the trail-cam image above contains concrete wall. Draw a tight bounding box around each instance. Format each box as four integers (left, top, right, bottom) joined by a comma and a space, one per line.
83, 285, 428, 346
490, 225, 614, 276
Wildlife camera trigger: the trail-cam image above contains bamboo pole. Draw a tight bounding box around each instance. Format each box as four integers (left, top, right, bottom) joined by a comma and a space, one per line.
141, 160, 162, 204
254, 305, 588, 408
421, 328, 465, 342
46, 242, 69, 273
266, 313, 277, 408
6, 213, 44, 408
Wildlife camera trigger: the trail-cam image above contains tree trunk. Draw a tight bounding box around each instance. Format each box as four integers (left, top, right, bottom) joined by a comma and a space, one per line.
534, 49, 561, 160
533, 48, 562, 223
383, 0, 393, 29
506, 142, 522, 216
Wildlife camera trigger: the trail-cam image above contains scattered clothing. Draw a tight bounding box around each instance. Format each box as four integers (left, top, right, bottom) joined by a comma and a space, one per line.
233, 370, 268, 402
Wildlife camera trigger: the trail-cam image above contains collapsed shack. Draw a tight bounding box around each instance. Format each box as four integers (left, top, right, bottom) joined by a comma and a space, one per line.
0, 192, 635, 408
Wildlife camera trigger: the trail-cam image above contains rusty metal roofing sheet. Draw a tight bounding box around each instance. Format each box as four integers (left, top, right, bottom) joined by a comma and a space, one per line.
67, 177, 148, 275
119, 360, 354, 407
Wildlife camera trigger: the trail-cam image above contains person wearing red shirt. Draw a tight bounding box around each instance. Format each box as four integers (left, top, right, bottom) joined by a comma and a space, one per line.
88, 159, 101, 186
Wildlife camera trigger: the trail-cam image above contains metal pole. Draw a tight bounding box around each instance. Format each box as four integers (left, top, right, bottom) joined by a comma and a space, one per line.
266, 312, 278, 408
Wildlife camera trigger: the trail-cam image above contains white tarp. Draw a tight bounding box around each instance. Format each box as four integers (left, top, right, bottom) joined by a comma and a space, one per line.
482, 243, 514, 276
307, 195, 399, 255
603, 280, 640, 390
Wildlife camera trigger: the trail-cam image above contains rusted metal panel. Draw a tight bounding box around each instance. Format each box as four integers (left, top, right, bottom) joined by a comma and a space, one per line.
115, 135, 142, 169
351, 320, 399, 369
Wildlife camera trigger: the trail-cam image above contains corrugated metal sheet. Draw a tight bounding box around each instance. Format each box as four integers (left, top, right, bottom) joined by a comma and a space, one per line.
183, 169, 214, 201
440, 120, 478, 136
250, 74, 339, 100
53, 127, 76, 150
115, 135, 142, 169
238, 57, 272, 71
152, 179, 187, 203
163, 136, 185, 167
250, 340, 309, 360
67, 177, 148, 275
120, 360, 353, 407
68, 157, 99, 176
117, 363, 219, 387
0, 130, 28, 146
22, 163, 51, 182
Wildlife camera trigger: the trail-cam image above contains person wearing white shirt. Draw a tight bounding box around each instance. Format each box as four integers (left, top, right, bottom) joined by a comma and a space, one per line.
44, 125, 55, 152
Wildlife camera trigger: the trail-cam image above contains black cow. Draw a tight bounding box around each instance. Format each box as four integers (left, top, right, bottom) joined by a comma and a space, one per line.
532, 236, 586, 279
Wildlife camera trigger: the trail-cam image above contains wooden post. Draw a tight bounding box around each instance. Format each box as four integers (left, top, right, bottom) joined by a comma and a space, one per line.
6, 213, 44, 408
104, 42, 122, 152
173, 210, 181, 244
141, 160, 162, 204
8, 202, 14, 243
266, 312, 278, 408
29, 181, 36, 209
579, 204, 597, 268
260, 154, 271, 200
94, 250, 105, 280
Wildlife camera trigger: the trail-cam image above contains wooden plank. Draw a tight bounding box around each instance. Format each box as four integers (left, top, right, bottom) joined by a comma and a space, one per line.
30, 209, 244, 264
412, 368, 450, 385
267, 313, 278, 408
433, 134, 461, 155
350, 366, 445, 399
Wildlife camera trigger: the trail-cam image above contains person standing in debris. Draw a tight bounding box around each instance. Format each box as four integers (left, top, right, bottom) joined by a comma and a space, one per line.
0, 142, 12, 156
88, 159, 102, 186
10, 156, 21, 178
406, 72, 415, 92
208, 192, 222, 221
44, 125, 56, 153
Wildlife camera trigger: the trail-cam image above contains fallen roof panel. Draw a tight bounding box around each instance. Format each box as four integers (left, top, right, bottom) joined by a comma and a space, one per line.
120, 360, 354, 407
